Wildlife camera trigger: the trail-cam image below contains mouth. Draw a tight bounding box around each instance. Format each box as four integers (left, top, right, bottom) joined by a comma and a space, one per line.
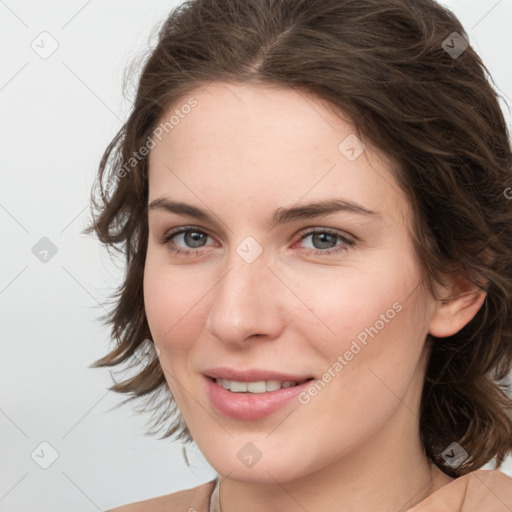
211, 376, 314, 393
203, 374, 316, 420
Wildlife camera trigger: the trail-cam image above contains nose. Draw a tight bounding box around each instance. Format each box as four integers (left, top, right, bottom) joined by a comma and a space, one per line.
205, 251, 285, 347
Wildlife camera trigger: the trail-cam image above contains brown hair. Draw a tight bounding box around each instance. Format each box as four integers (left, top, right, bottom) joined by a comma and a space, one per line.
84, 0, 512, 477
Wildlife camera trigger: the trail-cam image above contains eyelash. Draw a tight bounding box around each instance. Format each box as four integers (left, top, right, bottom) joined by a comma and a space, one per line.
158, 226, 354, 257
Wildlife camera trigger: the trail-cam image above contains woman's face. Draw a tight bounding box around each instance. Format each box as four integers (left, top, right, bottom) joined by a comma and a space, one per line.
144, 82, 439, 483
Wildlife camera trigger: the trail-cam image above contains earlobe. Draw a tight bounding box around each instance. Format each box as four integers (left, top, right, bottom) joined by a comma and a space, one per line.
428, 275, 487, 338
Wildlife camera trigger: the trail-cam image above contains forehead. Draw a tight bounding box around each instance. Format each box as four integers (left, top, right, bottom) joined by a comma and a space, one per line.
148, 81, 410, 226
151, 82, 359, 169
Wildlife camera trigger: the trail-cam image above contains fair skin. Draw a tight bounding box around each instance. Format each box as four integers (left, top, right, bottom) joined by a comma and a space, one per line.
140, 81, 492, 512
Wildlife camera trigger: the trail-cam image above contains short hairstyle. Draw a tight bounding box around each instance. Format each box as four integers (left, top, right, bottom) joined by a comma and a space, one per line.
85, 0, 512, 477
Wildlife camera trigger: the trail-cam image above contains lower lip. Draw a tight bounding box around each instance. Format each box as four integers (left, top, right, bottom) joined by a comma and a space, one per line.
204, 376, 313, 420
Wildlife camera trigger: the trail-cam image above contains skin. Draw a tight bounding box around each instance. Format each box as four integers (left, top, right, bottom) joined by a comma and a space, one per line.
141, 81, 492, 512
409, 469, 512, 511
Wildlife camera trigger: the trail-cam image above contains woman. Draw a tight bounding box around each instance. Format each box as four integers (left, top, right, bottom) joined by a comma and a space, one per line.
85, 0, 512, 510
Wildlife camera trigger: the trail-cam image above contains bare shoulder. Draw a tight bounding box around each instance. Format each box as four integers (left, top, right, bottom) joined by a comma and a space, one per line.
106, 479, 217, 512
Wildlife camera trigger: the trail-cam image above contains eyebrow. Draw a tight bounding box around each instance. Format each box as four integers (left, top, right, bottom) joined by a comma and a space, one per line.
148, 197, 380, 227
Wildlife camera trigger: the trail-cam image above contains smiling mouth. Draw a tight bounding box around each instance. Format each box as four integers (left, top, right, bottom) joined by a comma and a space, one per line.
210, 377, 314, 393
204, 375, 316, 420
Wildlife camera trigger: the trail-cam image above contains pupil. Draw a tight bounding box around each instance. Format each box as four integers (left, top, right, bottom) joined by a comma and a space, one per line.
185, 231, 205, 248
313, 233, 336, 249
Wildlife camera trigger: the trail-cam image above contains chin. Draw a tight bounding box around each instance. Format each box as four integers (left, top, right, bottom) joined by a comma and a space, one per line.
201, 439, 319, 484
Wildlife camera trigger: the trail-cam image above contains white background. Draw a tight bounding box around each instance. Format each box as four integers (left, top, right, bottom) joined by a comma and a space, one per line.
1, 1, 511, 510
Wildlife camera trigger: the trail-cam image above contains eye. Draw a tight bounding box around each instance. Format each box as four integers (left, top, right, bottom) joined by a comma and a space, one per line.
296, 228, 354, 256
158, 226, 354, 257
159, 227, 215, 256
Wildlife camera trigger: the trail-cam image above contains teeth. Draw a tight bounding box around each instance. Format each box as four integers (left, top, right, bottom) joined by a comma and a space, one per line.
247, 381, 266, 393
215, 378, 301, 393
265, 380, 282, 392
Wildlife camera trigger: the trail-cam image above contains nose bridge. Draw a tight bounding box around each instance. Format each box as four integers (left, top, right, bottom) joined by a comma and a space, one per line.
206, 247, 282, 344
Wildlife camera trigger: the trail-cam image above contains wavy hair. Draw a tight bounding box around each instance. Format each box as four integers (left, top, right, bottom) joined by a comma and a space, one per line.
84, 0, 512, 477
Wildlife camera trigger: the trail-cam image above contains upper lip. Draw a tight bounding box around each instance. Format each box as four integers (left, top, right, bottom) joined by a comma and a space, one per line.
203, 367, 314, 382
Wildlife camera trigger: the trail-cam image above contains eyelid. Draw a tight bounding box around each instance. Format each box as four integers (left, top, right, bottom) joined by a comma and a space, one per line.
159, 225, 216, 242
296, 226, 355, 242
161, 224, 355, 241
159, 225, 355, 255
158, 226, 218, 251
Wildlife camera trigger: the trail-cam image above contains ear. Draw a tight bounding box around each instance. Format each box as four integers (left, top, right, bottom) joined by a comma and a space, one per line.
428, 271, 487, 338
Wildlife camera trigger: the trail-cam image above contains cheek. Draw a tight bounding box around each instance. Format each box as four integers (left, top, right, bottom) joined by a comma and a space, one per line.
297, 255, 428, 400
337, 289, 427, 397
143, 255, 206, 350
295, 259, 417, 351
291, 275, 428, 453
143, 259, 210, 406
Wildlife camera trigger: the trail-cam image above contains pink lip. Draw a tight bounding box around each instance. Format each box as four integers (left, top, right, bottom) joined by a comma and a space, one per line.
203, 372, 314, 421
203, 367, 313, 382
